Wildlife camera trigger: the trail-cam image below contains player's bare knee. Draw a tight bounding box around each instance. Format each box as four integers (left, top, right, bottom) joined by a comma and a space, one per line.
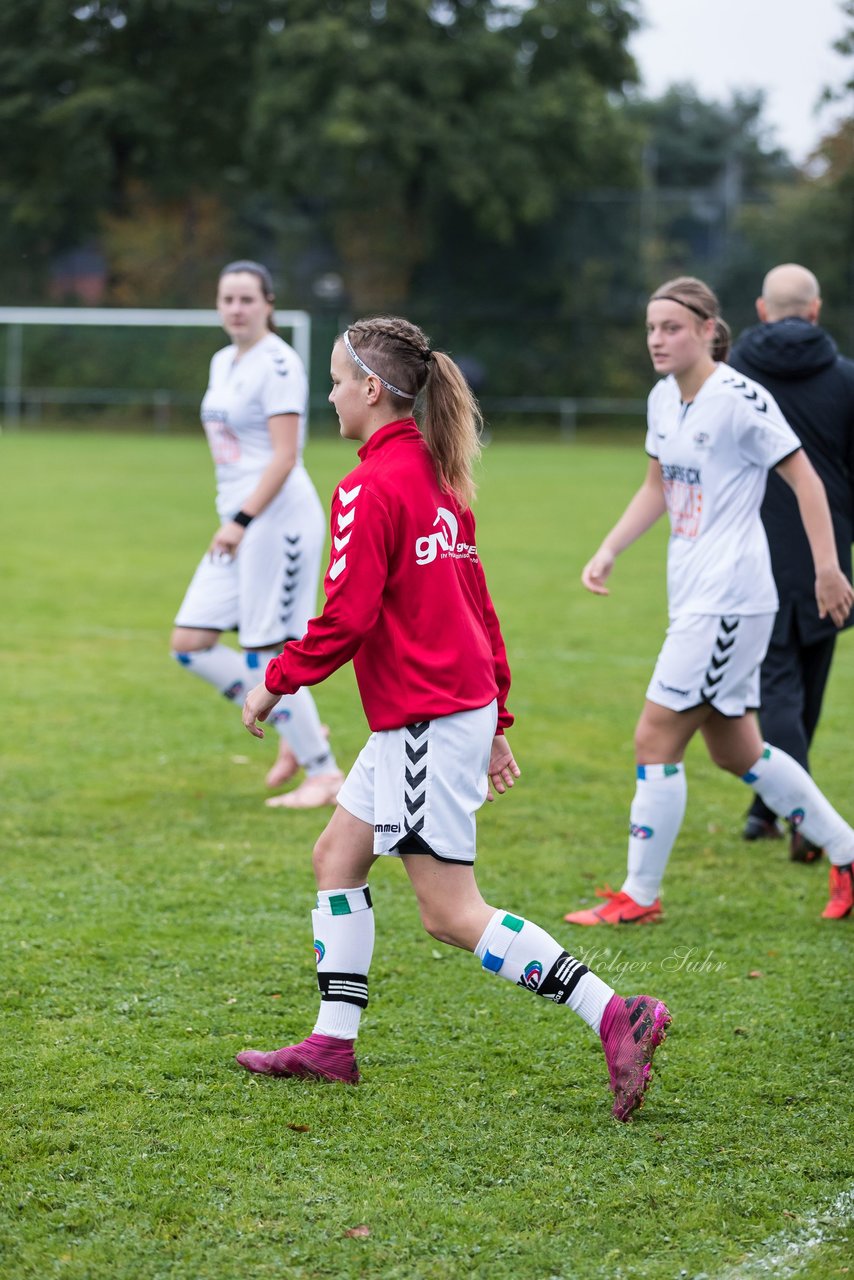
171, 627, 215, 655
418, 906, 461, 948
312, 834, 334, 883
710, 745, 749, 776
634, 723, 659, 761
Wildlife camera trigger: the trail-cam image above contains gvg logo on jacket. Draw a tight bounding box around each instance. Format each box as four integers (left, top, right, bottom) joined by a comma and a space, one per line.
415, 507, 477, 565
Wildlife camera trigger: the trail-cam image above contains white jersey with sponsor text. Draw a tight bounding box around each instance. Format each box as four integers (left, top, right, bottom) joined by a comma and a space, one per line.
201, 332, 309, 519
645, 362, 800, 617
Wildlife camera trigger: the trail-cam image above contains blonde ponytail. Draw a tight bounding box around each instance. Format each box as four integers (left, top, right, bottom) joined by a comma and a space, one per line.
343, 317, 482, 509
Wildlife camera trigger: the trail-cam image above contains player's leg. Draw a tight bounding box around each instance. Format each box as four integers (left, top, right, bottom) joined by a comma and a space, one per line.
403, 855, 671, 1121
745, 616, 800, 839
397, 704, 669, 1120
172, 551, 246, 700
703, 710, 854, 919
565, 697, 701, 925
236, 736, 380, 1081
565, 615, 728, 925
237, 501, 343, 807
235, 804, 377, 1083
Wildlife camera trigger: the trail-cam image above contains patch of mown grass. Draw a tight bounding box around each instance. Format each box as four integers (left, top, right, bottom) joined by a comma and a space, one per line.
1, 431, 851, 1279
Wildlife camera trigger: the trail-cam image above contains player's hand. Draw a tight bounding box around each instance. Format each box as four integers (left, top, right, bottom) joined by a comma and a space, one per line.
242, 682, 281, 739
486, 734, 520, 801
815, 567, 854, 628
581, 546, 616, 595
209, 521, 246, 559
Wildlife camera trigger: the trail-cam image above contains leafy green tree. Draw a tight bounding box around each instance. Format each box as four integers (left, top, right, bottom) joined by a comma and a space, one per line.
625, 85, 793, 288
0, 0, 283, 261
249, 0, 641, 309
725, 2, 854, 347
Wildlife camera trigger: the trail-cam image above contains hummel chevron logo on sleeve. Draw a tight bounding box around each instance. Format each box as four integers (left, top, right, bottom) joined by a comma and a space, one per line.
721, 376, 767, 412
329, 482, 361, 580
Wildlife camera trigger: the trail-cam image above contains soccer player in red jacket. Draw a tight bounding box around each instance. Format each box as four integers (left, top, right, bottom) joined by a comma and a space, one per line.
237, 316, 671, 1120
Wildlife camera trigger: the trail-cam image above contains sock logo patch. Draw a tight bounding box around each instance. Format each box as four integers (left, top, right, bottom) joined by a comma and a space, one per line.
517, 960, 544, 991
789, 807, 805, 828
314, 939, 325, 964
630, 823, 654, 840
318, 972, 368, 1008
538, 952, 589, 1004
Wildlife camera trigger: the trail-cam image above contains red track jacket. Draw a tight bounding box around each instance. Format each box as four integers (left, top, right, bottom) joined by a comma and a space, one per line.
264, 418, 513, 733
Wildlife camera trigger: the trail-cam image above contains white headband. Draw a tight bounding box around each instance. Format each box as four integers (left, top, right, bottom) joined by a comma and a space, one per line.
343, 331, 414, 400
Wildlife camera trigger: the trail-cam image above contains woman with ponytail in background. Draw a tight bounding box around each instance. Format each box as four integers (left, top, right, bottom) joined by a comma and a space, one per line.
171, 261, 343, 808
237, 317, 672, 1121
563, 277, 854, 927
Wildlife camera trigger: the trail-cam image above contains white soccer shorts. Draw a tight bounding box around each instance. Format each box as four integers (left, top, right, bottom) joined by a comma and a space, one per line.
646, 612, 775, 717
337, 701, 498, 864
175, 482, 325, 649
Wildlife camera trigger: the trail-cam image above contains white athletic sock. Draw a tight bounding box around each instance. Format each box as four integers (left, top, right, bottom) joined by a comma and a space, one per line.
744, 745, 854, 867
172, 643, 247, 702
311, 885, 375, 1041
248, 650, 338, 775
621, 763, 687, 905
474, 910, 614, 1033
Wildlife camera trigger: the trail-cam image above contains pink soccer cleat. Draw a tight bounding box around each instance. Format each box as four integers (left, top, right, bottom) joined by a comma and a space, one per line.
236, 1032, 359, 1084
599, 993, 671, 1121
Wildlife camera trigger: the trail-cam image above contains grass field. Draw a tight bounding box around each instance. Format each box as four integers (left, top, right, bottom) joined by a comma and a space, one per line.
1, 430, 851, 1280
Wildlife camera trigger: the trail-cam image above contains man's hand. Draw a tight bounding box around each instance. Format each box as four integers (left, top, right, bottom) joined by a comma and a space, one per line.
242, 682, 281, 739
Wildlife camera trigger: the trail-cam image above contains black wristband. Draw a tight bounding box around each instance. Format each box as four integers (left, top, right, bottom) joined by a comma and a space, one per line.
232, 510, 254, 527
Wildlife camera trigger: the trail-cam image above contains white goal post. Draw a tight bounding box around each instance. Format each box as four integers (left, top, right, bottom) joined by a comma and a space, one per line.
0, 306, 311, 429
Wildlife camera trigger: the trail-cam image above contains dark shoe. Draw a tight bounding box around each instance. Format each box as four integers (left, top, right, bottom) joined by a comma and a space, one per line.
789, 831, 825, 864
742, 815, 783, 842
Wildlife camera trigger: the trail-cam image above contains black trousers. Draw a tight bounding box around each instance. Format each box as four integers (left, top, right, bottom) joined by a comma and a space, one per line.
749, 607, 837, 823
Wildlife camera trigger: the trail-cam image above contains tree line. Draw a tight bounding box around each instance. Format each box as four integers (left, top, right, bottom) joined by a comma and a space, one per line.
1, 0, 852, 402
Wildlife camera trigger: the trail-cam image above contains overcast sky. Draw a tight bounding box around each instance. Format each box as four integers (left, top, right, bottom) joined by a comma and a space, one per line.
630, 0, 851, 163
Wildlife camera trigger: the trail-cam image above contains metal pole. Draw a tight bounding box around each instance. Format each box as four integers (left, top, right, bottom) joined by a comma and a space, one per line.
4, 323, 23, 430
558, 398, 577, 441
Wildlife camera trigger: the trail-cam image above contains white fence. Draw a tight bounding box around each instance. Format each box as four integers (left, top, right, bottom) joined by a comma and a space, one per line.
0, 307, 312, 429
0, 308, 647, 436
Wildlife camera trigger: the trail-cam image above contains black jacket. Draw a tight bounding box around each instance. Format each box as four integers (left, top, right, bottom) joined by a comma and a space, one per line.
730, 317, 854, 641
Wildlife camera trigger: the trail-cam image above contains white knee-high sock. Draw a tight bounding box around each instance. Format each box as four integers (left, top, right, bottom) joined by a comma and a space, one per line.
172, 644, 247, 702
248, 650, 338, 775
744, 746, 854, 866
622, 764, 687, 905
311, 886, 375, 1040
474, 910, 614, 1033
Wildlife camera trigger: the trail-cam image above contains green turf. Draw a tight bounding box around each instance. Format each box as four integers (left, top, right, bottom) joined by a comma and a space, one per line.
1, 430, 851, 1280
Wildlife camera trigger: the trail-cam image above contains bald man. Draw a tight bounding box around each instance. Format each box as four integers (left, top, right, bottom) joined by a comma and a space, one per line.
731, 264, 854, 859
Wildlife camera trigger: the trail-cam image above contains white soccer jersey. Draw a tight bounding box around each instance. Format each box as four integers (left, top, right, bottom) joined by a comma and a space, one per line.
645, 363, 801, 617
201, 332, 309, 519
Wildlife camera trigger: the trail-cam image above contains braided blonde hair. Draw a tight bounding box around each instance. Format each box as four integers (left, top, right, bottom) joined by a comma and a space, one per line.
650, 276, 731, 362
344, 316, 482, 508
